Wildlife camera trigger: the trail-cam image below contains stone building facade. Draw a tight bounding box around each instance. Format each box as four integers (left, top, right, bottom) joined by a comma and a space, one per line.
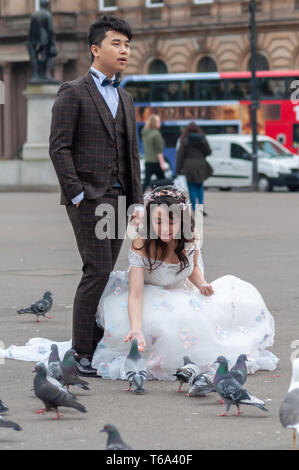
1, 0, 299, 159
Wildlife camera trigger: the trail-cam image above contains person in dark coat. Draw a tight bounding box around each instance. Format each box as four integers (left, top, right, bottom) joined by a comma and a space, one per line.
176, 122, 212, 215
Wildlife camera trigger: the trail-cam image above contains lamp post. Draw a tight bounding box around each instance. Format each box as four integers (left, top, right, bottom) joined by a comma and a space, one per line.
249, 0, 259, 191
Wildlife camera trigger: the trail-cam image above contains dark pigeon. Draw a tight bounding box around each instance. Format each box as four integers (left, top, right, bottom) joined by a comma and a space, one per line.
173, 356, 200, 392
187, 371, 214, 397
0, 400, 9, 413
0, 415, 22, 431
214, 356, 268, 416
60, 349, 90, 391
33, 363, 86, 420
125, 339, 148, 394
48, 344, 63, 382
279, 358, 299, 450
101, 424, 132, 450
17, 291, 53, 322
230, 354, 248, 385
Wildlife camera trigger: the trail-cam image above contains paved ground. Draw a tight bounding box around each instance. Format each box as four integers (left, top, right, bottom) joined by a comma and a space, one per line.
0, 190, 298, 450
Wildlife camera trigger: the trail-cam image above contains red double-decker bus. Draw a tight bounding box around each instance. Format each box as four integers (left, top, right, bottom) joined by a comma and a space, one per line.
121, 70, 299, 172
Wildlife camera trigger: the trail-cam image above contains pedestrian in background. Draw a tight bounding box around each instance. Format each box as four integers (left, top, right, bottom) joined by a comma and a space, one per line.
176, 122, 212, 216
142, 114, 167, 191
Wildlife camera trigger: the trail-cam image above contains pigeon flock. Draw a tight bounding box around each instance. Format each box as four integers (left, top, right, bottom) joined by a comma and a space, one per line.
0, 291, 297, 449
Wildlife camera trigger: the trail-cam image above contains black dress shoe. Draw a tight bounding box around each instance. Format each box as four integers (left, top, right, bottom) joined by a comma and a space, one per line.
76, 357, 99, 377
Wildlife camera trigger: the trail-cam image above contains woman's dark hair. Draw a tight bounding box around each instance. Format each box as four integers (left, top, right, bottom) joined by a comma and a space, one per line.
88, 15, 133, 63
180, 121, 204, 142
136, 186, 195, 274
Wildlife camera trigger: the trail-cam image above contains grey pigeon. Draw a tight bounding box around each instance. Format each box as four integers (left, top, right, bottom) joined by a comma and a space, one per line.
60, 349, 90, 391
173, 356, 200, 392
211, 355, 247, 404
0, 415, 22, 431
230, 354, 248, 385
0, 400, 9, 413
125, 339, 148, 394
33, 363, 86, 420
17, 291, 53, 322
101, 424, 132, 450
45, 369, 77, 401
279, 358, 299, 450
214, 356, 268, 416
187, 371, 214, 397
48, 344, 63, 382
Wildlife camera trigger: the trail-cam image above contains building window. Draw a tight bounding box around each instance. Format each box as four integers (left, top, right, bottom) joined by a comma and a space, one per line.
146, 0, 164, 7
148, 59, 168, 74
197, 56, 217, 73
99, 0, 118, 11
247, 53, 269, 71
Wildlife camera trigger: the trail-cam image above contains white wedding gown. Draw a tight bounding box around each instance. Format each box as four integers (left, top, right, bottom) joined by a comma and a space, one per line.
91, 240, 278, 380
0, 241, 278, 379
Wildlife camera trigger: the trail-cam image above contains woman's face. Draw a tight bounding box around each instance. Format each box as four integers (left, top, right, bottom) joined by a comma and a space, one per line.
151, 205, 181, 243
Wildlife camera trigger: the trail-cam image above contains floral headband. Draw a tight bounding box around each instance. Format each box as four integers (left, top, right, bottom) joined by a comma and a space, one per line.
144, 186, 191, 211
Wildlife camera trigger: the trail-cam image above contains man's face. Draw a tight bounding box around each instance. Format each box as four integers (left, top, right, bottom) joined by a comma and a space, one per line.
91, 30, 131, 77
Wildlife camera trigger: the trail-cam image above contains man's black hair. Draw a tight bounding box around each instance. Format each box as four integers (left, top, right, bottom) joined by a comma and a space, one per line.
88, 15, 133, 63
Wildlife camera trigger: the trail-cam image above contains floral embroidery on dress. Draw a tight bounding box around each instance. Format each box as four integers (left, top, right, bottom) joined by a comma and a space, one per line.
148, 352, 165, 367
179, 329, 199, 348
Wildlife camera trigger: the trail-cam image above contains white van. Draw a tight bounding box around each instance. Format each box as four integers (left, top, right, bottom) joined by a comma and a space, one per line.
205, 134, 299, 191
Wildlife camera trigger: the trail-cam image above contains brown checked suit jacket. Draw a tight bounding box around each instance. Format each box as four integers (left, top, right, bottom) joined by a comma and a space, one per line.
49, 71, 143, 208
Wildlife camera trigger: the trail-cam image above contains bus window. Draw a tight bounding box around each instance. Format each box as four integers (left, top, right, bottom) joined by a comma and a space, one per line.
263, 103, 281, 120
196, 80, 224, 101
151, 81, 181, 101
226, 79, 251, 100
124, 82, 150, 102
181, 81, 197, 101
258, 78, 287, 99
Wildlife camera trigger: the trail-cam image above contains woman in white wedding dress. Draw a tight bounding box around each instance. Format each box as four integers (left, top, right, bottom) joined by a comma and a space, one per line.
91, 186, 278, 380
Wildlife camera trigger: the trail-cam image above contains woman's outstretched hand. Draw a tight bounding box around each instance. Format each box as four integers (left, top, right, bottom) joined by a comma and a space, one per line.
124, 330, 146, 352
199, 282, 214, 296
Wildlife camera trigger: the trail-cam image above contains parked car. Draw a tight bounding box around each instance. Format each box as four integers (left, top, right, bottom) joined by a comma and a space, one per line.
205, 134, 299, 191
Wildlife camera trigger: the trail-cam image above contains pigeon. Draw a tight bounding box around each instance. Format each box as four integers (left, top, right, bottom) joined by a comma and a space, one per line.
0, 400, 9, 413
48, 344, 63, 382
187, 371, 214, 397
33, 363, 87, 420
214, 356, 268, 416
211, 355, 247, 404
0, 415, 22, 431
279, 358, 299, 450
173, 356, 201, 392
230, 354, 248, 385
124, 339, 148, 394
17, 291, 53, 322
60, 349, 90, 391
101, 424, 132, 450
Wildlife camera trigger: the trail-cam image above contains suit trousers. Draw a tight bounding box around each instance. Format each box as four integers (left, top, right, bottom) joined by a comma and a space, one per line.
66, 187, 126, 360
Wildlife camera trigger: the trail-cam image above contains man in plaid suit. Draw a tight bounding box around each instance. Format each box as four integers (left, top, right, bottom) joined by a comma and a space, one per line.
49, 15, 143, 376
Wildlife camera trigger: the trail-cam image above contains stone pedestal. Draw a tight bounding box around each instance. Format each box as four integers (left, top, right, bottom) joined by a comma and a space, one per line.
22, 83, 60, 161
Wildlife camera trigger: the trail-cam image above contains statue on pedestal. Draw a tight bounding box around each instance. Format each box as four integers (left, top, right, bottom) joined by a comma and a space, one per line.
26, 0, 59, 83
